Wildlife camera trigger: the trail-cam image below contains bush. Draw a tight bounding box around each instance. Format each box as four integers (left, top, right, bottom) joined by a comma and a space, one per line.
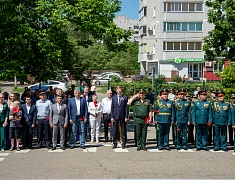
172, 75, 182, 83
110, 75, 122, 83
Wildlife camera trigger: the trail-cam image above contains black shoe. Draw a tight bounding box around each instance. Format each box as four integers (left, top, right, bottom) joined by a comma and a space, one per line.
81, 146, 86, 149
137, 147, 141, 151
122, 145, 125, 149
204, 148, 209, 151
51, 147, 56, 150
64, 144, 69, 147
61, 147, 65, 150
166, 148, 171, 151
184, 148, 188, 150
143, 147, 147, 151
158, 148, 163, 150
112, 144, 117, 149
214, 149, 219, 151
177, 148, 180, 150
70, 146, 74, 149
47, 146, 51, 149
196, 148, 200, 151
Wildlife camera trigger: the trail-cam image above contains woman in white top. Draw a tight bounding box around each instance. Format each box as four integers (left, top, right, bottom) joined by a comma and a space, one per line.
88, 95, 102, 143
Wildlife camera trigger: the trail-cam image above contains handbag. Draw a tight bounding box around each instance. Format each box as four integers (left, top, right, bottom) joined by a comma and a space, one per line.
145, 116, 150, 125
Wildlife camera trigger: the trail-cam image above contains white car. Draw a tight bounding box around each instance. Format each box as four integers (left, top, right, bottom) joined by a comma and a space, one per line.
92, 74, 123, 85
27, 80, 67, 92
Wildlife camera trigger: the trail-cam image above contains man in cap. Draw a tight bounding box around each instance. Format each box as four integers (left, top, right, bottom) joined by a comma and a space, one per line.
128, 89, 153, 151
208, 89, 217, 145
36, 90, 52, 149
173, 89, 191, 150
153, 89, 175, 150
230, 94, 235, 150
212, 90, 231, 151
185, 93, 191, 101
191, 90, 212, 151
188, 94, 198, 145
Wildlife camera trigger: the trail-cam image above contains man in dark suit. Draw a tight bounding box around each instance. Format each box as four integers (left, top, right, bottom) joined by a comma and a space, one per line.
111, 86, 129, 149
21, 95, 37, 149
68, 89, 88, 149
50, 95, 68, 150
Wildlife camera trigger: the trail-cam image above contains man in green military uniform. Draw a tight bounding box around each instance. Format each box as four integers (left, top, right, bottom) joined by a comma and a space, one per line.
128, 89, 153, 151
173, 89, 191, 150
212, 90, 231, 151
228, 94, 235, 146
230, 94, 235, 151
153, 89, 175, 151
192, 90, 212, 151
208, 89, 217, 145
188, 94, 196, 145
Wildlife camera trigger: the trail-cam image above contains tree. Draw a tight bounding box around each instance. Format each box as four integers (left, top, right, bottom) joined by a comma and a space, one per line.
0, 0, 132, 82
203, 0, 235, 60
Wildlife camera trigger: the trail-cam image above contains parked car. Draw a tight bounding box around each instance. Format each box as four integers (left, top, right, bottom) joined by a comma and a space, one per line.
28, 84, 49, 92
132, 75, 144, 81
97, 72, 123, 78
92, 74, 123, 85
27, 80, 67, 92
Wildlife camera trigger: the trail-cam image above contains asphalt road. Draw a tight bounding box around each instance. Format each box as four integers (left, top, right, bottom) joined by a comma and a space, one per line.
0, 122, 235, 179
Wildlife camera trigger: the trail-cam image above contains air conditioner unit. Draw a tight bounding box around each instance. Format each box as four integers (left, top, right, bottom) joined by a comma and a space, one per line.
147, 51, 152, 55
148, 27, 153, 31
205, 61, 212, 67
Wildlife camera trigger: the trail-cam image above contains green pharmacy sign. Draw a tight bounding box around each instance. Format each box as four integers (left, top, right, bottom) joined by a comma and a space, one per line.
172, 57, 205, 64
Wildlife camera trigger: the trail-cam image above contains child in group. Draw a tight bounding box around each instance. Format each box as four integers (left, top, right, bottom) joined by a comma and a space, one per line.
9, 101, 22, 151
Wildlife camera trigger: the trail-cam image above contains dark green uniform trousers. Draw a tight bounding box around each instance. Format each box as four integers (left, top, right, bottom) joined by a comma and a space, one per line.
176, 123, 188, 149
196, 124, 208, 149
0, 126, 6, 150
155, 124, 159, 147
158, 123, 170, 149
214, 125, 227, 151
134, 118, 147, 149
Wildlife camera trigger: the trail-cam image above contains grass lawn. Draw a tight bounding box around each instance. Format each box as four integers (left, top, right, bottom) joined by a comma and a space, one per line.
96, 86, 109, 94
12, 86, 25, 93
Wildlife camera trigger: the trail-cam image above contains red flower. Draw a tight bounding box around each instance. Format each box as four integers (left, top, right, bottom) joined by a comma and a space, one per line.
177, 128, 181, 132
94, 101, 98, 107
154, 110, 159, 113
46, 118, 50, 121
80, 116, 85, 120
207, 122, 211, 126
12, 107, 20, 116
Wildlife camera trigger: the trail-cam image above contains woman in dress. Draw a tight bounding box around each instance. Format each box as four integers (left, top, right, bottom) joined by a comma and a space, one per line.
0, 94, 9, 151
88, 95, 102, 143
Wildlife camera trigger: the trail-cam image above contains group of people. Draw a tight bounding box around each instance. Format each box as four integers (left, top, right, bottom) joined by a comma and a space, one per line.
0, 84, 235, 153
130, 87, 235, 152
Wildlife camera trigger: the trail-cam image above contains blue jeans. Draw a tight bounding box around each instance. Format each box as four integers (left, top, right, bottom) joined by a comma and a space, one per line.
70, 118, 79, 147
78, 120, 85, 147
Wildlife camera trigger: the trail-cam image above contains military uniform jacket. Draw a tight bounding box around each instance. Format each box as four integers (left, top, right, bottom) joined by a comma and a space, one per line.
230, 103, 235, 126
153, 99, 175, 124
132, 99, 152, 119
173, 99, 191, 123
191, 99, 212, 124
212, 101, 231, 125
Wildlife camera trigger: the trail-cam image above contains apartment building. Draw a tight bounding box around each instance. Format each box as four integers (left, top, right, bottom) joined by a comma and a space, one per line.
138, 0, 221, 81
114, 15, 140, 42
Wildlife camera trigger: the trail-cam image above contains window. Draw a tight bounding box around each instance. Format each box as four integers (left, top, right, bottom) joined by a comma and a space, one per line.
134, 25, 139, 29
164, 2, 203, 12
164, 22, 202, 32
214, 61, 224, 72
163, 42, 202, 51
143, 26, 147, 34
143, 7, 147, 16
188, 63, 203, 78
153, 7, 156, 17
135, 31, 139, 34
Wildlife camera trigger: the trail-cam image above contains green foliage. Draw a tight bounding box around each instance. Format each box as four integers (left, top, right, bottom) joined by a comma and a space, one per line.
203, 0, 235, 60
172, 75, 182, 83
157, 74, 167, 85
219, 62, 235, 88
12, 86, 25, 94
112, 81, 152, 97
0, 0, 132, 82
110, 75, 121, 83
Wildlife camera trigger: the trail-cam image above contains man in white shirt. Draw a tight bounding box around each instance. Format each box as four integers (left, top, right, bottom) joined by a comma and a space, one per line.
101, 90, 113, 142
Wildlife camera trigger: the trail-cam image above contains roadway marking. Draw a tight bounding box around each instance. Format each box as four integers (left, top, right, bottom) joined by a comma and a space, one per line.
148, 149, 163, 153
15, 149, 30, 153
209, 150, 225, 153
103, 144, 112, 147
48, 149, 64, 153
0, 153, 10, 156
179, 149, 194, 153
83, 147, 97, 152
232, 153, 235, 156
113, 148, 129, 152
0, 158, 4, 161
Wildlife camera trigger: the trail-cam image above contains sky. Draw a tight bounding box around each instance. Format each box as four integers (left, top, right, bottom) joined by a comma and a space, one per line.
117, 0, 139, 19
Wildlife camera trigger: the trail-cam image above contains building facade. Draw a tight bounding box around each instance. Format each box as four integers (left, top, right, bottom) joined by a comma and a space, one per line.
114, 15, 140, 42
138, 0, 220, 81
